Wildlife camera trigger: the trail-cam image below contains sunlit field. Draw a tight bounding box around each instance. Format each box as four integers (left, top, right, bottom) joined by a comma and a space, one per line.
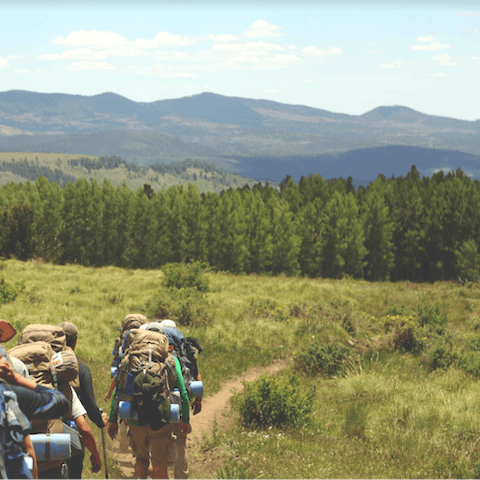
2, 259, 480, 478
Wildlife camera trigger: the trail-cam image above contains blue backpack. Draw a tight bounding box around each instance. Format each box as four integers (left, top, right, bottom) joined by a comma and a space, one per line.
0, 382, 33, 479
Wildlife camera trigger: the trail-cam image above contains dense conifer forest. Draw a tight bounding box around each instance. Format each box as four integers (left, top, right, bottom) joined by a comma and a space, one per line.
0, 164, 478, 282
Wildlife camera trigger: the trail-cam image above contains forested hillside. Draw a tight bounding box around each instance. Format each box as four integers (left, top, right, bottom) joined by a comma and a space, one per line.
0, 153, 261, 192
0, 165, 478, 282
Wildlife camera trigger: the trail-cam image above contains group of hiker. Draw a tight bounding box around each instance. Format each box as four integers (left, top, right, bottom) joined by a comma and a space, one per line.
0, 313, 203, 480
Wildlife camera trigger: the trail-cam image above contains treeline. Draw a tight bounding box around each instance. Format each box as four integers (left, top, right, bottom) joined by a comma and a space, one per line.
3, 155, 237, 187
0, 157, 76, 187
0, 165, 479, 282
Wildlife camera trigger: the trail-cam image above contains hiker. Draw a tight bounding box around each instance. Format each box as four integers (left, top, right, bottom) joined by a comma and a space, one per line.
0, 319, 70, 479
104, 313, 149, 453
8, 323, 103, 479
158, 319, 203, 480
108, 328, 178, 479
57, 322, 108, 479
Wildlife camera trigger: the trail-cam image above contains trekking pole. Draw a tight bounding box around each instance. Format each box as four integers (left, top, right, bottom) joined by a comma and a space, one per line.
100, 409, 109, 479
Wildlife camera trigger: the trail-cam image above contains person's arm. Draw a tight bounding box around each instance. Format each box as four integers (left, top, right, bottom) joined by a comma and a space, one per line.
23, 434, 38, 479
107, 383, 119, 440
74, 415, 102, 473
1, 359, 70, 419
77, 361, 106, 428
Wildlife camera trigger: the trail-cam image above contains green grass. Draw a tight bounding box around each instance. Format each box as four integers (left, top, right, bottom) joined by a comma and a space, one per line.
2, 259, 480, 478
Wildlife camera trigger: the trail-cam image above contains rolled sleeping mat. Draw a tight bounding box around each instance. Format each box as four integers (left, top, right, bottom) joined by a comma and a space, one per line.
118, 401, 180, 424
25, 456, 34, 471
30, 433, 71, 461
189, 381, 203, 398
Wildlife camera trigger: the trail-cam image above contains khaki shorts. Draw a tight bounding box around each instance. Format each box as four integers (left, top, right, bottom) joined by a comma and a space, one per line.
128, 423, 177, 468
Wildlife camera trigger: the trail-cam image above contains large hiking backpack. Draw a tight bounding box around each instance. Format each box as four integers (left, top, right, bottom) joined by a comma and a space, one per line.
8, 341, 77, 474
118, 329, 177, 430
8, 341, 57, 390
19, 324, 67, 353
162, 327, 202, 398
0, 382, 33, 480
111, 314, 148, 376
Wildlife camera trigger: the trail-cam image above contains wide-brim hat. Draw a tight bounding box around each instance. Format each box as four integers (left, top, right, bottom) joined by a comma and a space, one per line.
0, 320, 17, 343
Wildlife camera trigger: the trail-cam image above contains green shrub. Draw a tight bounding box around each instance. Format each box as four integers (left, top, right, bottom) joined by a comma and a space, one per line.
294, 342, 351, 376
0, 277, 24, 305
424, 335, 457, 370
386, 314, 424, 353
231, 373, 314, 429
417, 303, 448, 335
144, 286, 213, 327
456, 350, 480, 377
161, 261, 210, 292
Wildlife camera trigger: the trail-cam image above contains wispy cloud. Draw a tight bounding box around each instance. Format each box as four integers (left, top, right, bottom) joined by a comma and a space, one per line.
411, 42, 451, 51
243, 20, 283, 38
417, 36, 435, 42
458, 28, 480, 34
66, 61, 117, 71
53, 30, 128, 47
424, 72, 447, 77
431, 54, 456, 66
264, 88, 279, 93
457, 10, 479, 17
471, 53, 480, 60
134, 32, 196, 48
207, 34, 238, 43
15, 69, 43, 74
212, 41, 284, 55
301, 46, 343, 57
0, 57, 9, 68
379, 60, 403, 69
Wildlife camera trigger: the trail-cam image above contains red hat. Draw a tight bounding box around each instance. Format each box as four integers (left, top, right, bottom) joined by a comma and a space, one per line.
0, 320, 17, 343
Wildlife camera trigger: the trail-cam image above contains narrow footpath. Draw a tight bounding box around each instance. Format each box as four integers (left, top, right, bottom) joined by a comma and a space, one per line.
107, 358, 291, 479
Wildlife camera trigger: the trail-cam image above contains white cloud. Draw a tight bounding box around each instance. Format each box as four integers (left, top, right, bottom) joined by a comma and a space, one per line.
66, 61, 117, 71
431, 54, 456, 66
218, 53, 302, 70
411, 42, 451, 51
302, 46, 343, 57
213, 41, 283, 56
379, 60, 403, 69
418, 36, 435, 42
471, 54, 480, 60
207, 34, 238, 43
7, 55, 23, 60
38, 48, 107, 60
161, 72, 197, 78
264, 89, 279, 93
243, 20, 283, 38
153, 50, 190, 60
457, 10, 479, 17
134, 32, 196, 48
53, 30, 128, 47
434, 72, 447, 77
15, 69, 43, 74
305, 79, 315, 84
458, 28, 480, 34
0, 57, 9, 68
288, 45, 298, 50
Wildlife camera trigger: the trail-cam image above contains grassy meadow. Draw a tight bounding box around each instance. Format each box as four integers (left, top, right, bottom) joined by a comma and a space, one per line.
2, 259, 480, 478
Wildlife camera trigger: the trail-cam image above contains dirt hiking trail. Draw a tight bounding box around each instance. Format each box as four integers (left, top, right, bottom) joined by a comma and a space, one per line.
107, 358, 290, 479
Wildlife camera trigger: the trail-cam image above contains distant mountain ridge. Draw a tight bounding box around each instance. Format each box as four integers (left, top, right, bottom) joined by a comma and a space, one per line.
1, 89, 480, 184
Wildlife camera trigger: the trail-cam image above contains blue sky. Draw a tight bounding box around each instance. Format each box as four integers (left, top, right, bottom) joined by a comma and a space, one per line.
1, 1, 479, 120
